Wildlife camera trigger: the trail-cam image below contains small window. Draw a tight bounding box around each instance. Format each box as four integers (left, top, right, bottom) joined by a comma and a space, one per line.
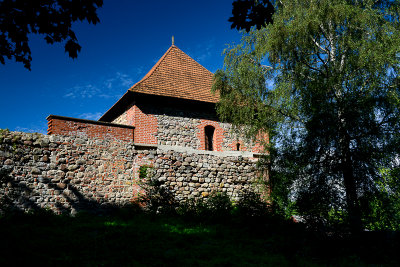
236, 143, 240, 151
205, 125, 215, 151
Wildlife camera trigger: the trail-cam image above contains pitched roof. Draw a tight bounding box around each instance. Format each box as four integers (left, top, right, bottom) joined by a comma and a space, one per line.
99, 45, 219, 122
129, 45, 219, 103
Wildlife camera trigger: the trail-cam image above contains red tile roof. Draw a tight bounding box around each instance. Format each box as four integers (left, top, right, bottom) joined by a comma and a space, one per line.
99, 45, 219, 122
128, 45, 219, 103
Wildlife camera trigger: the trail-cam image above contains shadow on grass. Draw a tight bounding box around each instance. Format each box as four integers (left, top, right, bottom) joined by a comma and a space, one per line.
1, 204, 400, 266
0, 209, 294, 266
1, 168, 400, 266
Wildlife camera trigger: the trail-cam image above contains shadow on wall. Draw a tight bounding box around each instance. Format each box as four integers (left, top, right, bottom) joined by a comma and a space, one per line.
1, 164, 269, 218
0, 130, 264, 216
0, 168, 140, 215
137, 97, 219, 121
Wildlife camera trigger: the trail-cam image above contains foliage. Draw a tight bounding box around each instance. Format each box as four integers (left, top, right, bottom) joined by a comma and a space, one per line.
203, 191, 232, 217
229, 0, 275, 32
216, 0, 400, 232
0, 128, 10, 134
0, 0, 103, 70
235, 190, 270, 217
138, 164, 275, 221
138, 165, 177, 214
361, 167, 400, 231
0, 128, 10, 143
139, 164, 270, 220
176, 191, 232, 220
138, 164, 152, 179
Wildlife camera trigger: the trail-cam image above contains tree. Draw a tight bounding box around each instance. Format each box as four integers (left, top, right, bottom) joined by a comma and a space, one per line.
0, 0, 103, 70
214, 0, 400, 233
229, 0, 275, 32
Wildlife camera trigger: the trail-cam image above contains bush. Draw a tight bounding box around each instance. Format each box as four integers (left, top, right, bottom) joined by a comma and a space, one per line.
138, 165, 177, 215
235, 190, 269, 218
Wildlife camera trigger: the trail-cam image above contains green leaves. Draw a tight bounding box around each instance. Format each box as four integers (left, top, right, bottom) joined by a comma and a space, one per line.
0, 0, 103, 70
217, 0, 400, 231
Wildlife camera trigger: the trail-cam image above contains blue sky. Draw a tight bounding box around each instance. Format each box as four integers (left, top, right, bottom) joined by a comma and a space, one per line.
0, 0, 242, 134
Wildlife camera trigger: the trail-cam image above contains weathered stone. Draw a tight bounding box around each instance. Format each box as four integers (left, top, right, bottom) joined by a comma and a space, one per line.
76, 159, 86, 165
98, 165, 104, 172
201, 192, 209, 197
75, 138, 84, 144
56, 171, 66, 178
41, 155, 49, 162
40, 139, 50, 147
59, 164, 67, 171
31, 167, 41, 174
67, 165, 78, 171
51, 177, 61, 183
57, 183, 67, 189
174, 161, 182, 167
71, 179, 81, 184
32, 148, 42, 155
0, 130, 260, 215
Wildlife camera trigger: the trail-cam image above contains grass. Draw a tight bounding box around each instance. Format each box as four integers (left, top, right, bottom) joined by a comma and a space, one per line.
0, 212, 289, 266
0, 207, 399, 266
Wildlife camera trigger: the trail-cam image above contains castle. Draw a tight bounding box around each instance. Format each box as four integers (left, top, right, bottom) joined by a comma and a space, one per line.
48, 44, 263, 156
0, 44, 265, 214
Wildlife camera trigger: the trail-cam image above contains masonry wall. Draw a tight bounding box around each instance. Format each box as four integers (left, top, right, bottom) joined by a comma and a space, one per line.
112, 102, 263, 152
47, 115, 135, 142
0, 130, 261, 215
150, 150, 259, 200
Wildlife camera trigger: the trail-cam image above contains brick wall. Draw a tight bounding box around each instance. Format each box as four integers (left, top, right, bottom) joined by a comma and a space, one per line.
47, 115, 135, 142
196, 119, 225, 151
132, 105, 158, 144
111, 102, 266, 153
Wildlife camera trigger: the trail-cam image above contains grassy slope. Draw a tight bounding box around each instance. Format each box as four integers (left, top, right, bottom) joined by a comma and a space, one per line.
0, 211, 398, 266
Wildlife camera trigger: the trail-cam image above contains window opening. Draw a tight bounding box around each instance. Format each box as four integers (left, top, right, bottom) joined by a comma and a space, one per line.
205, 126, 215, 151
236, 143, 240, 151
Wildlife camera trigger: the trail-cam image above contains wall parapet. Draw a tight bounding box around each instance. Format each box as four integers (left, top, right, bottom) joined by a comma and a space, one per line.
47, 115, 135, 142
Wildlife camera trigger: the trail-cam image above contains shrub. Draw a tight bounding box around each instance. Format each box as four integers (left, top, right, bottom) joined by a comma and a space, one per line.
138, 165, 177, 215
235, 190, 269, 218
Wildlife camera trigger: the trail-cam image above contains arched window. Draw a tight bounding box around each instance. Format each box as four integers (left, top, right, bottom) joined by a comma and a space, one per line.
204, 125, 215, 151
236, 143, 240, 151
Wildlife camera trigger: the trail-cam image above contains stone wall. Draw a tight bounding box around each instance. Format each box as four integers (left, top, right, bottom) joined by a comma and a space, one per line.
112, 103, 262, 152
150, 150, 259, 200
0, 130, 262, 215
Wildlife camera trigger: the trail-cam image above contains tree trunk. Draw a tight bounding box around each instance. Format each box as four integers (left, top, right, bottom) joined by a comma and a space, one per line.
340, 133, 363, 234
337, 103, 362, 233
